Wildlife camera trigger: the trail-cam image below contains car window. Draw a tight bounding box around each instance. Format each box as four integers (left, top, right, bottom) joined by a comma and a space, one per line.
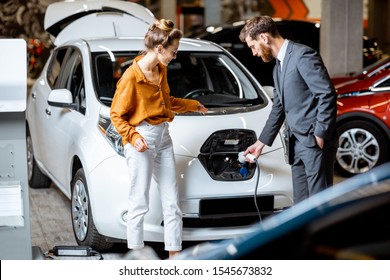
168, 54, 243, 100
52, 47, 86, 114
375, 75, 390, 89
47, 48, 68, 88
93, 53, 125, 105
198, 28, 276, 87
92, 51, 265, 109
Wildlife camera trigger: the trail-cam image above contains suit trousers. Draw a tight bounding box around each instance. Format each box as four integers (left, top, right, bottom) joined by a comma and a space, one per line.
124, 121, 182, 251
290, 135, 337, 204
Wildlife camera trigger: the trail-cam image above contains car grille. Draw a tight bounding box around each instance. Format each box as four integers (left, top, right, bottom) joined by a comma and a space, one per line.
183, 215, 263, 228
181, 195, 274, 228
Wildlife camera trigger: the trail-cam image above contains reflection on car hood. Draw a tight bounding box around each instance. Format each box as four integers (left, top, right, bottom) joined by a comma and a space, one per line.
99, 105, 282, 158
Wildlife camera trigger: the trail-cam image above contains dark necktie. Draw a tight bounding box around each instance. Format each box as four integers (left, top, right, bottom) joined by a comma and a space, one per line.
276, 59, 282, 88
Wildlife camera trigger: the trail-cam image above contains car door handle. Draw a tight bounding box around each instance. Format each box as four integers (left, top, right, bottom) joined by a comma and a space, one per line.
32, 92, 37, 99
45, 108, 51, 116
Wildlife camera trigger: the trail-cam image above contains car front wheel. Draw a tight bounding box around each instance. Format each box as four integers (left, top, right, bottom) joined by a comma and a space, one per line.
336, 120, 388, 176
71, 168, 113, 251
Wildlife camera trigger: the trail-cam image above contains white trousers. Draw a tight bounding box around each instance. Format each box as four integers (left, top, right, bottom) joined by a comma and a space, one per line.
124, 121, 182, 251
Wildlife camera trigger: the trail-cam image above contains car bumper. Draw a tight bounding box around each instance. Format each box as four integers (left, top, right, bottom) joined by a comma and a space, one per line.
87, 148, 292, 242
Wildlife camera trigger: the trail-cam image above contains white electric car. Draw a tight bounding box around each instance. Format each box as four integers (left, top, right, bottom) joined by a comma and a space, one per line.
26, 1, 293, 250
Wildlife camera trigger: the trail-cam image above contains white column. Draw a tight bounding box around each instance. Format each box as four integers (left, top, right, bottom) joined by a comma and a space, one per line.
321, 0, 363, 76
160, 0, 177, 24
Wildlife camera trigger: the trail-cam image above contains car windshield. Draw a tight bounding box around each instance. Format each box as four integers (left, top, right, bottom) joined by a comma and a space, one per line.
91, 51, 265, 109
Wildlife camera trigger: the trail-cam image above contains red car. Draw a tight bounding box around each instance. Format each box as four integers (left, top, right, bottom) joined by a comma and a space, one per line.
332, 55, 390, 88
335, 68, 390, 176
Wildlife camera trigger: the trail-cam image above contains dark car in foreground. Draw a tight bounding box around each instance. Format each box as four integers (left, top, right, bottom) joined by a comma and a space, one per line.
335, 69, 390, 176
192, 19, 382, 87
170, 162, 390, 260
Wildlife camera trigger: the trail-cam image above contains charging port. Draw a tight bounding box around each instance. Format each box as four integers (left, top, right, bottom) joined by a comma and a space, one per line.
198, 129, 257, 181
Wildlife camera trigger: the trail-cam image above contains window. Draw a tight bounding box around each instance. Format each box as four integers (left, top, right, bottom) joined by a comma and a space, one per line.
50, 47, 86, 114
91, 51, 265, 110
47, 48, 68, 88
377, 76, 390, 89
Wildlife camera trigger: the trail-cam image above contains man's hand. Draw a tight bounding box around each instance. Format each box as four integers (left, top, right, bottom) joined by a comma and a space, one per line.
244, 140, 265, 160
315, 135, 324, 149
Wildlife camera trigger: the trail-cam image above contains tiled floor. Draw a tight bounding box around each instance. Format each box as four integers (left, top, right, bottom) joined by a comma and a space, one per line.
29, 185, 75, 252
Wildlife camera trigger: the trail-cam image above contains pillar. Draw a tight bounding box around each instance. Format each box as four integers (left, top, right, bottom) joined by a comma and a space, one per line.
321, 0, 363, 76
160, 0, 177, 24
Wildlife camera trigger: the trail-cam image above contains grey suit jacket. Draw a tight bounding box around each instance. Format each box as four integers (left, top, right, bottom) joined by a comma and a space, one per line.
259, 41, 338, 149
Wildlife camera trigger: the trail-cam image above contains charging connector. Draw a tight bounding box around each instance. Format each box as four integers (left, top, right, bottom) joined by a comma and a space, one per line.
53, 245, 92, 257
238, 151, 256, 163
45, 245, 103, 260
237, 151, 262, 223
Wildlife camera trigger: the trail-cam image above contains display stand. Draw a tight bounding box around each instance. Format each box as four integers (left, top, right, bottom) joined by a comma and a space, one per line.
0, 39, 42, 259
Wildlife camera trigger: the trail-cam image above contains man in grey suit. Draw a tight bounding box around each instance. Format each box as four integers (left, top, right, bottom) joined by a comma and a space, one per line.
239, 16, 338, 204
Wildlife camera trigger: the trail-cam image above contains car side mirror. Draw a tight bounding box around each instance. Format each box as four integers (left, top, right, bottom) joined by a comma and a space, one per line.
262, 85, 275, 100
47, 89, 77, 109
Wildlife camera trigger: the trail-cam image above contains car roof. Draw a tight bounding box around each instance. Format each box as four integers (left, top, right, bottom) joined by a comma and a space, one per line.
78, 37, 223, 53
362, 55, 390, 76
193, 18, 320, 37
45, 0, 155, 46
194, 18, 320, 52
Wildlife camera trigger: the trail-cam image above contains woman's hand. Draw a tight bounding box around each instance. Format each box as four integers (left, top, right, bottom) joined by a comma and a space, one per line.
134, 137, 148, 152
196, 103, 208, 113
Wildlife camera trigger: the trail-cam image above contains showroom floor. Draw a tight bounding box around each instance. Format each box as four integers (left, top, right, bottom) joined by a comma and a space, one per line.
29, 184, 198, 260
29, 185, 130, 260
29, 176, 345, 260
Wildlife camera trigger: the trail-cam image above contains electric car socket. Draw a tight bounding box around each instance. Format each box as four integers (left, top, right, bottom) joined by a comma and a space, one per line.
238, 151, 257, 163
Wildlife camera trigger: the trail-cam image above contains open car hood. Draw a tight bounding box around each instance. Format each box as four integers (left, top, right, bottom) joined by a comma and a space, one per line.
44, 0, 155, 46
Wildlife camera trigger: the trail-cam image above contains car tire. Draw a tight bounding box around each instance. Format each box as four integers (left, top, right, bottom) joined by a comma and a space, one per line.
336, 120, 388, 177
71, 168, 113, 251
26, 126, 52, 189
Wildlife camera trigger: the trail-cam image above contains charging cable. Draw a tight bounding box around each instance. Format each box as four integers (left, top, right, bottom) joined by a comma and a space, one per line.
253, 158, 262, 223
238, 152, 262, 222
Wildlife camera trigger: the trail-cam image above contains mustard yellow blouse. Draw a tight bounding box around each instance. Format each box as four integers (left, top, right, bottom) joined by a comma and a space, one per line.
110, 55, 199, 146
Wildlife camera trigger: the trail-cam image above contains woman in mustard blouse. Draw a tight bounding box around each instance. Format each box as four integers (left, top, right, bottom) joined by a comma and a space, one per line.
110, 19, 207, 258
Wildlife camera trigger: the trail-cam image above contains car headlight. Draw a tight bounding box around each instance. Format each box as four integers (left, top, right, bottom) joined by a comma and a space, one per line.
98, 115, 124, 157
